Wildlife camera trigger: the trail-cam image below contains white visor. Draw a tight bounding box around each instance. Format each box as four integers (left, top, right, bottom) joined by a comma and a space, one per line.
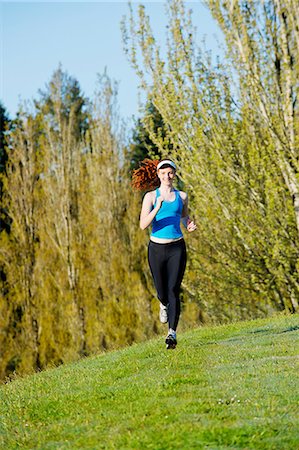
157, 160, 176, 170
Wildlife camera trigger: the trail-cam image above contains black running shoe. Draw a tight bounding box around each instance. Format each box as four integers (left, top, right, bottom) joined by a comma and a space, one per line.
165, 334, 177, 350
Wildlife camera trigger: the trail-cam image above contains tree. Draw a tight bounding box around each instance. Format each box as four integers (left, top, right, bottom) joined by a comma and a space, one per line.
0, 102, 10, 230
0, 69, 94, 376
35, 64, 89, 140
0, 111, 45, 374
122, 0, 299, 317
0, 102, 9, 174
207, 0, 299, 311
0, 70, 159, 380
129, 101, 168, 170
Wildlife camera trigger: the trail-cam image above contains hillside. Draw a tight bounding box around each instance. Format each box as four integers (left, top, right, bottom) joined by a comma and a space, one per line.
1, 314, 299, 449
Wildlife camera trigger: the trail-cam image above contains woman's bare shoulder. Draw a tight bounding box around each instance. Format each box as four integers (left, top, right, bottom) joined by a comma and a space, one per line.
178, 191, 188, 201
143, 190, 156, 203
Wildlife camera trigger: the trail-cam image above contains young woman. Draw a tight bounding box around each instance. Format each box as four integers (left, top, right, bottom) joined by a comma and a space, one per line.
133, 159, 196, 349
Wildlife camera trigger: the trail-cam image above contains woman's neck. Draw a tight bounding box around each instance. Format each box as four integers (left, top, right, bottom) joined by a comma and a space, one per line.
159, 185, 174, 194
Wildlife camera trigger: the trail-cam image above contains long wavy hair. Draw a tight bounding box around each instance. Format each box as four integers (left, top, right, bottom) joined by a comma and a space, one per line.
131, 158, 160, 191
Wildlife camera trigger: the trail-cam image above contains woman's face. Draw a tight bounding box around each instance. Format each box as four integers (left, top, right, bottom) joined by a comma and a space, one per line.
157, 167, 176, 185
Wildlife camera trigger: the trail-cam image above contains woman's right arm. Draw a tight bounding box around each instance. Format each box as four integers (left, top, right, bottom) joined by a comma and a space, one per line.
140, 192, 163, 230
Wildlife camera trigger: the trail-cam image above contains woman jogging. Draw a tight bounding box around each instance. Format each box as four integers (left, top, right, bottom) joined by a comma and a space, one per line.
132, 159, 196, 349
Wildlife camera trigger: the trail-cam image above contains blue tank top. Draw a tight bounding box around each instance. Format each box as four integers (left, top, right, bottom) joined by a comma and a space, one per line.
151, 188, 183, 239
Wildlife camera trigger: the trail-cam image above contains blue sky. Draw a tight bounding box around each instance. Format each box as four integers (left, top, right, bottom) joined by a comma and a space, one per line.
0, 1, 222, 124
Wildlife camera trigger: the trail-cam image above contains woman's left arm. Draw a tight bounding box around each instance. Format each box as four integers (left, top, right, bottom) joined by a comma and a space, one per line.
180, 192, 197, 232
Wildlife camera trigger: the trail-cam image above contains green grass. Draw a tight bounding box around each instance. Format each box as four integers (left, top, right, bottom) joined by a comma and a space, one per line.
1, 314, 299, 449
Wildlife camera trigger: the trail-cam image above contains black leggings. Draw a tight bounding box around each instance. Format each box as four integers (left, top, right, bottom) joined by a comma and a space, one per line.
148, 239, 187, 331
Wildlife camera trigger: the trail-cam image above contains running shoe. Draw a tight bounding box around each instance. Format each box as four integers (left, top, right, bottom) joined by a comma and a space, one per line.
165, 333, 177, 350
159, 303, 168, 324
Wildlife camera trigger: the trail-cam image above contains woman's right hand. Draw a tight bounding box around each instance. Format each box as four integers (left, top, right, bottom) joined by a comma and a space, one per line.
156, 195, 164, 210
140, 191, 163, 230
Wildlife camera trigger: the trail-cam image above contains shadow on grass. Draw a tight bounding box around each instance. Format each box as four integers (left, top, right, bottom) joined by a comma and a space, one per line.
279, 325, 299, 333
248, 324, 299, 335
249, 327, 273, 335
185, 321, 299, 348
198, 337, 245, 346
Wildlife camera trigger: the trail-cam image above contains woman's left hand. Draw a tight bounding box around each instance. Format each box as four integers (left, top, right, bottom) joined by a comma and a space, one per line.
187, 218, 197, 232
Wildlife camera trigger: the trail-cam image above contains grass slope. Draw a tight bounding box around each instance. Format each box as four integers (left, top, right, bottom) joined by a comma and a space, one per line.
1, 314, 299, 449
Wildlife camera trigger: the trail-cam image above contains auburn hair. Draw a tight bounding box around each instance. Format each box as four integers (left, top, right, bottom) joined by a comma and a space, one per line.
131, 158, 160, 191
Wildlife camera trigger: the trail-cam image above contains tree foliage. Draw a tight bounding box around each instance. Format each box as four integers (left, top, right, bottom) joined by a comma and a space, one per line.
122, 0, 299, 319
0, 102, 10, 232
0, 70, 177, 380
129, 101, 167, 170
2, 0, 299, 379
0, 102, 9, 175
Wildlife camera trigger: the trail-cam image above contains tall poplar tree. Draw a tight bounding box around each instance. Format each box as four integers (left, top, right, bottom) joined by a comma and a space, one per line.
0, 70, 159, 380
123, 0, 299, 317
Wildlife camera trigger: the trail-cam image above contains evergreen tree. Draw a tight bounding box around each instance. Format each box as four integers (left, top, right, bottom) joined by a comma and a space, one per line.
0, 102, 9, 175
0, 102, 10, 233
129, 101, 167, 170
0, 103, 11, 308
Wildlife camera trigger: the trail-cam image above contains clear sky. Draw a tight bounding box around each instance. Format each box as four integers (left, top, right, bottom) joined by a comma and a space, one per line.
0, 1, 223, 124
